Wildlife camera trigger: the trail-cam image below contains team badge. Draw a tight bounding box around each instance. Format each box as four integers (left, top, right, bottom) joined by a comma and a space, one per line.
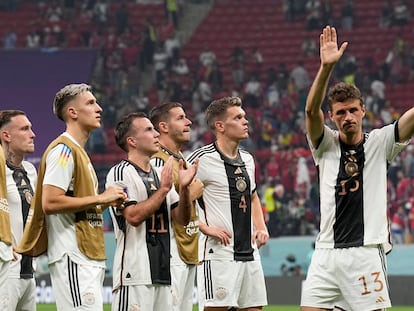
24, 189, 33, 204
215, 287, 228, 300
236, 178, 247, 192
82, 292, 95, 305
345, 161, 358, 176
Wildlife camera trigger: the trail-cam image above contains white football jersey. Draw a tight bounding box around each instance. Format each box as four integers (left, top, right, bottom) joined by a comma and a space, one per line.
6, 161, 37, 278
308, 124, 408, 253
106, 160, 179, 290
187, 143, 260, 261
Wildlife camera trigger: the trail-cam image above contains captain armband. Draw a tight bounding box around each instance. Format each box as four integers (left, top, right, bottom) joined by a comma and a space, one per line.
116, 200, 137, 213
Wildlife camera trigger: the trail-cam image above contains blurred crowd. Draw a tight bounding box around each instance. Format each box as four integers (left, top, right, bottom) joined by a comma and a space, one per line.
2, 0, 414, 242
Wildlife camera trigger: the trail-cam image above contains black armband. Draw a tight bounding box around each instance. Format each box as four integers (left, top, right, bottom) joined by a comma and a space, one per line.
116, 200, 137, 213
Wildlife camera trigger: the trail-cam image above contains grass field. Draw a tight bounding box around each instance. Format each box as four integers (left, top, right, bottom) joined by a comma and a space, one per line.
37, 304, 414, 310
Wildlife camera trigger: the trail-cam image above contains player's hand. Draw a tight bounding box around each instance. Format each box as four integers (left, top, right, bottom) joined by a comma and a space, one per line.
12, 247, 19, 261
204, 226, 232, 246
179, 158, 199, 188
189, 178, 204, 201
160, 156, 174, 191
320, 26, 348, 66
252, 229, 269, 249
100, 185, 127, 206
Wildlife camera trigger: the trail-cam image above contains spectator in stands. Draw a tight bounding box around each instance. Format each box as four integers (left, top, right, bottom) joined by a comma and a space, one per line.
196, 76, 212, 111
172, 57, 190, 76
392, 0, 410, 27
243, 74, 263, 108
301, 37, 318, 57
199, 45, 216, 71
340, 0, 354, 30
290, 60, 311, 103
153, 42, 169, 92
276, 63, 290, 95
249, 46, 264, 76
165, 0, 179, 27
2, 28, 17, 49
283, 0, 296, 21
266, 82, 281, 108
208, 61, 224, 94
164, 31, 181, 61
301, 25, 414, 311
305, 0, 321, 31
229, 46, 245, 88
140, 17, 157, 71
392, 205, 408, 244
93, 0, 108, 30
408, 199, 414, 242
45, 1, 63, 22
26, 29, 40, 49
115, 1, 129, 35
379, 0, 393, 29
320, 0, 333, 27
62, 0, 75, 20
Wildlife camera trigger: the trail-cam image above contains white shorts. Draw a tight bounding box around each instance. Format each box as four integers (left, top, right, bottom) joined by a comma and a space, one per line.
197, 259, 267, 309
301, 245, 391, 310
49, 254, 105, 310
0, 259, 10, 310
112, 284, 171, 311
8, 277, 36, 311
171, 264, 196, 311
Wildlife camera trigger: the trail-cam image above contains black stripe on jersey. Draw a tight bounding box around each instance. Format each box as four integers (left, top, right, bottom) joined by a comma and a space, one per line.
378, 245, 389, 290
204, 260, 213, 300
186, 144, 216, 164
113, 160, 130, 182
334, 139, 365, 248
217, 144, 254, 261
151, 157, 165, 167
68, 256, 82, 308
111, 161, 130, 233
118, 286, 129, 311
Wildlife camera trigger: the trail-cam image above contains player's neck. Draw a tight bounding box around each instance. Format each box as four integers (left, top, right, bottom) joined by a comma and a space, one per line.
340, 131, 364, 146
216, 139, 239, 159
65, 125, 89, 148
5, 150, 23, 169
128, 153, 151, 173
159, 138, 182, 156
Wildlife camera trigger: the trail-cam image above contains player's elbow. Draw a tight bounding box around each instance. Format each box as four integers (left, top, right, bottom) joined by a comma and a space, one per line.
125, 213, 144, 227
42, 203, 56, 215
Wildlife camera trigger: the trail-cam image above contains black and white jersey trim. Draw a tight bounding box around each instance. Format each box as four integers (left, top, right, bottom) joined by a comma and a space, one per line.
186, 144, 216, 164
68, 256, 82, 308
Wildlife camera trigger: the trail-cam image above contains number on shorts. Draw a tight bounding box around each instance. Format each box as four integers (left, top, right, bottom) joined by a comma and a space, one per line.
358, 271, 384, 295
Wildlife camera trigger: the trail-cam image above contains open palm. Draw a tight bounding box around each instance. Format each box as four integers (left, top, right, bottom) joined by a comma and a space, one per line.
320, 26, 348, 65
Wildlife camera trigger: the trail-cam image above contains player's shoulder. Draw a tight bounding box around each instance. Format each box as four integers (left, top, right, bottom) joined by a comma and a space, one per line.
22, 160, 37, 173
108, 159, 133, 176
150, 156, 165, 168
186, 143, 216, 163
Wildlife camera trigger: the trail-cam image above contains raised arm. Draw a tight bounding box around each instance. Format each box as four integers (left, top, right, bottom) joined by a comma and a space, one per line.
306, 26, 348, 147
397, 107, 414, 143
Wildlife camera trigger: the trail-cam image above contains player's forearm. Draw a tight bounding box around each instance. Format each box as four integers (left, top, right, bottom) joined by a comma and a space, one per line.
174, 185, 192, 225
42, 193, 104, 214
252, 194, 268, 232
306, 64, 334, 116
123, 187, 170, 227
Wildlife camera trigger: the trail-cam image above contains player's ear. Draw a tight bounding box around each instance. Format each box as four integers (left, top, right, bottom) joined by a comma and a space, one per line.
215, 120, 224, 133
158, 121, 168, 133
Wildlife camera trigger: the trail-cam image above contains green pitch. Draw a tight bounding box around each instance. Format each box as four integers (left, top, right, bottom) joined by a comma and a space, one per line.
37, 305, 414, 310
